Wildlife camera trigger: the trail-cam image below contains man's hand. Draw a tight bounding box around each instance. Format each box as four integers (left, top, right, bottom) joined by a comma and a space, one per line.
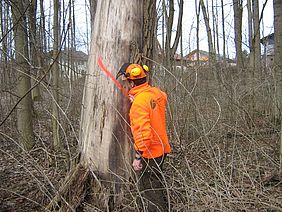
128, 94, 135, 103
132, 158, 142, 171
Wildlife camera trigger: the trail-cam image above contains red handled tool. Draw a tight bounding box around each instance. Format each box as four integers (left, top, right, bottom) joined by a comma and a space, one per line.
97, 57, 129, 99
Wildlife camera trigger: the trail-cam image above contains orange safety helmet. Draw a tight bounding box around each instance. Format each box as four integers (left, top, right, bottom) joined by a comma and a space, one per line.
116, 63, 149, 80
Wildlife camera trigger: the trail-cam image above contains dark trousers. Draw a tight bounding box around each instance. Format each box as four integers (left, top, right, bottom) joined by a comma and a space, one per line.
137, 155, 168, 212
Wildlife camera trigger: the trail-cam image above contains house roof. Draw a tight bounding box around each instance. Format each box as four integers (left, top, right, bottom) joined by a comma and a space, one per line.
48, 49, 88, 61
260, 33, 274, 44
184, 49, 210, 61
61, 50, 88, 61
185, 49, 209, 57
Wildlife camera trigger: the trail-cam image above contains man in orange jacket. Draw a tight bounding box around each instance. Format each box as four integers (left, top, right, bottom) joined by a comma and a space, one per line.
116, 63, 171, 211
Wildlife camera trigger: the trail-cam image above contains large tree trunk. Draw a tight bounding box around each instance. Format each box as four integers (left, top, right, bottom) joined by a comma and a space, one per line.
273, 0, 282, 169
171, 0, 183, 56
142, 0, 156, 67
233, 0, 244, 68
200, 0, 215, 63
89, 0, 97, 28
38, 0, 47, 74
212, 0, 220, 57
79, 0, 143, 209
163, 0, 184, 66
246, 0, 258, 122
195, 0, 200, 65
253, 0, 261, 71
247, 0, 254, 68
52, 0, 61, 149
274, 1, 282, 65
27, 0, 42, 101
0, 1, 9, 86
11, 0, 34, 150
221, 0, 226, 62
164, 0, 174, 64
39, 0, 47, 53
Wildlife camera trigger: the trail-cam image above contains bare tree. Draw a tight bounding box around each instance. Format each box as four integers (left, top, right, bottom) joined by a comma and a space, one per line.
11, 0, 34, 150
233, 0, 244, 68
83, 1, 90, 54
27, 0, 42, 101
212, 0, 220, 57
0, 1, 10, 85
79, 0, 143, 209
274, 0, 282, 69
248, 0, 261, 71
200, 0, 215, 63
52, 0, 61, 149
221, 0, 226, 62
273, 0, 282, 169
253, 0, 261, 71
195, 0, 200, 64
163, 0, 184, 66
170, 0, 183, 57
65, 0, 76, 81
39, 0, 47, 53
247, 0, 254, 67
89, 0, 97, 27
142, 0, 157, 67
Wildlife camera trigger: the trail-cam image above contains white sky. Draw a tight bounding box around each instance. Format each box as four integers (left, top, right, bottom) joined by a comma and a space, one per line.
44, 0, 274, 59
178, 0, 274, 58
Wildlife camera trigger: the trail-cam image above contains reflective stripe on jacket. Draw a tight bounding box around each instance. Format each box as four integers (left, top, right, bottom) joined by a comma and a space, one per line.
128, 82, 171, 159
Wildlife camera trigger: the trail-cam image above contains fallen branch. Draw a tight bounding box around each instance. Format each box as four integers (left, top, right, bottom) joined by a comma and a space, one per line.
45, 163, 89, 211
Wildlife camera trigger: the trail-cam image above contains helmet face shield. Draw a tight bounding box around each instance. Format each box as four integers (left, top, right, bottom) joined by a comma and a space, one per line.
116, 63, 149, 80
116, 63, 130, 80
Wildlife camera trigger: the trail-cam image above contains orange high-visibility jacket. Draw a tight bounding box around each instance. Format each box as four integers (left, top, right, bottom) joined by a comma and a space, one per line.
128, 82, 171, 159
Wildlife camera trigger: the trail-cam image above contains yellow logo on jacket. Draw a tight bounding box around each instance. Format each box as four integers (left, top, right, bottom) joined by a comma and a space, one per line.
150, 99, 156, 109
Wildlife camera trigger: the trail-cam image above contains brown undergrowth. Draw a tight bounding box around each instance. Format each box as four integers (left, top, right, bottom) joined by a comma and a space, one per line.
0, 65, 281, 211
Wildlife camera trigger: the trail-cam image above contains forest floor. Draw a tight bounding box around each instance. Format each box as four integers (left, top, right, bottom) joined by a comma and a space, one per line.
1, 76, 282, 211
1, 116, 281, 211
0, 119, 74, 211
0, 80, 82, 211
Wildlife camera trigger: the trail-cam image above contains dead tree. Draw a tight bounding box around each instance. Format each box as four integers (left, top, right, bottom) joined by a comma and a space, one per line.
11, 0, 34, 150
79, 0, 145, 209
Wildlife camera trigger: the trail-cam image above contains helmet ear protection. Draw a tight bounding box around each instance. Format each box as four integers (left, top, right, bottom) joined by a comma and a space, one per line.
129, 65, 149, 77
142, 65, 149, 72
130, 67, 142, 77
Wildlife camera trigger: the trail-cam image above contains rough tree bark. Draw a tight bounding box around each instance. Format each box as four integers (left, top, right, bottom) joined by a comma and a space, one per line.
79, 0, 143, 209
248, 0, 261, 73
247, 0, 254, 67
39, 0, 47, 53
52, 0, 61, 149
200, 0, 215, 63
89, 0, 97, 28
142, 0, 156, 67
253, 0, 261, 71
11, 0, 34, 150
212, 0, 220, 57
0, 1, 9, 85
164, 0, 174, 64
233, 0, 244, 68
163, 0, 184, 66
221, 0, 226, 62
195, 0, 200, 65
27, 0, 42, 101
273, 0, 282, 169
170, 0, 183, 56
